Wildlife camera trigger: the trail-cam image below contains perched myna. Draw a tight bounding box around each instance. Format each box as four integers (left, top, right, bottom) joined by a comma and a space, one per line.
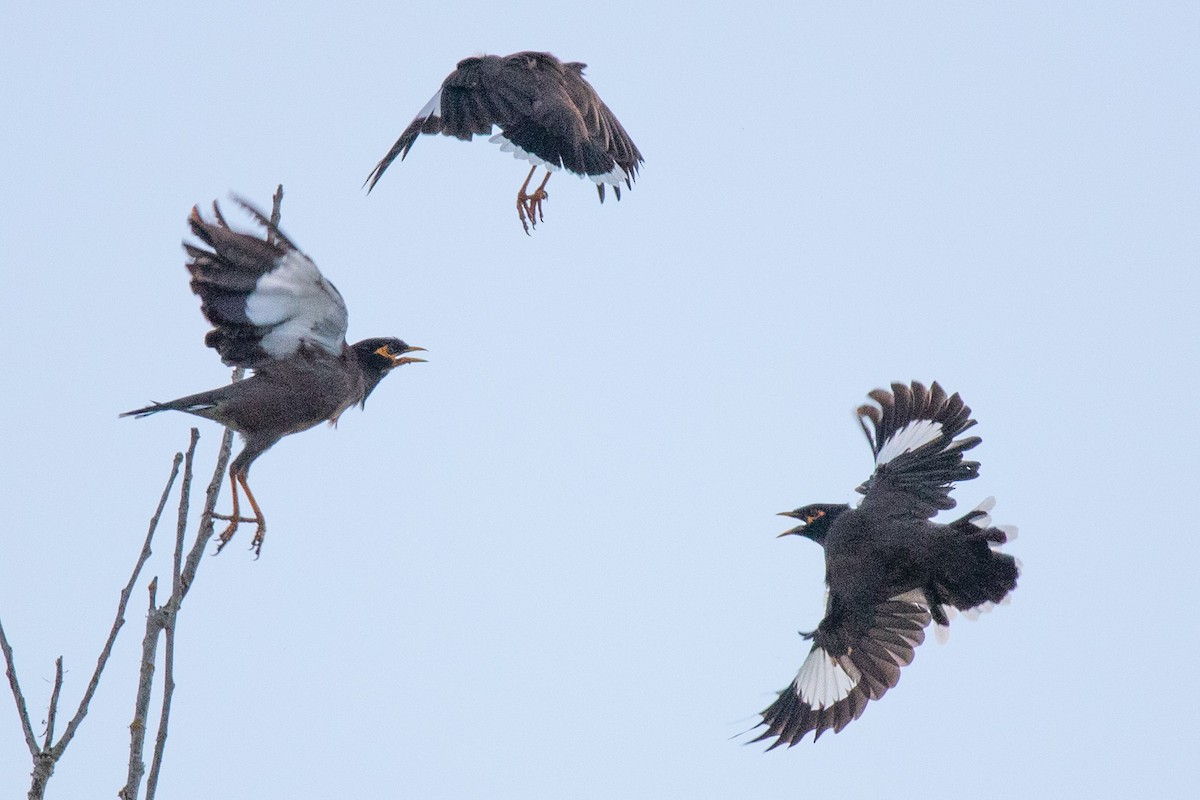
756, 381, 1019, 747
365, 51, 643, 234
122, 199, 426, 555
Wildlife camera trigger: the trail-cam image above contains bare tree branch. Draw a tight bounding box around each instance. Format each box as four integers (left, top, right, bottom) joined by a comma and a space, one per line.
268, 183, 284, 235
6, 186, 287, 800
51, 449, 183, 764
0, 616, 38, 756
144, 613, 176, 800
1, 444, 184, 800
128, 185, 285, 800
118, 581, 162, 800
42, 658, 64, 751
144, 426, 198, 800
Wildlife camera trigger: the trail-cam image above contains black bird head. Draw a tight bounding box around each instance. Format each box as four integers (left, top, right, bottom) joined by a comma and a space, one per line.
776, 503, 849, 544
352, 337, 427, 406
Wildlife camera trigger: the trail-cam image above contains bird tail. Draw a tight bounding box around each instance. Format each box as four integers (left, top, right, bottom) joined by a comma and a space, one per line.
120, 402, 172, 419
119, 391, 222, 420
930, 497, 1020, 618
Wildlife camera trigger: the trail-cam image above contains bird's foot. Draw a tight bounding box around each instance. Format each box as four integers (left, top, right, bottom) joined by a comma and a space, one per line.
210, 512, 260, 554
516, 188, 548, 235
249, 525, 267, 559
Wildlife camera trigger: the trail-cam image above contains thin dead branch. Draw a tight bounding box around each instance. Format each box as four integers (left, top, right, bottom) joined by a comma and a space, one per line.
125, 185, 284, 800
42, 658, 63, 751
5, 185, 287, 800
3, 443, 182, 800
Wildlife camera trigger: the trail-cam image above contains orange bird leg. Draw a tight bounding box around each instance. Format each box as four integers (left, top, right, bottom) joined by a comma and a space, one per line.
527, 171, 552, 227
515, 164, 541, 235
238, 473, 268, 557
211, 466, 261, 553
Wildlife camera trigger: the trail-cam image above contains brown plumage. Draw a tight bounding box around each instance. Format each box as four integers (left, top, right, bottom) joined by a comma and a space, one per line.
756, 382, 1019, 746
122, 199, 426, 555
366, 51, 643, 233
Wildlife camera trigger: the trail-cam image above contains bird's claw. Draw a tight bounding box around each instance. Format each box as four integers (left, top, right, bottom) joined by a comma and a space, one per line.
516, 189, 548, 235
209, 512, 264, 556
250, 528, 266, 559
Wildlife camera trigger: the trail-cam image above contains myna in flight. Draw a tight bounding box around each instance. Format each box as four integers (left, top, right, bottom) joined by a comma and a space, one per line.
122, 199, 426, 555
756, 381, 1019, 746
365, 51, 643, 234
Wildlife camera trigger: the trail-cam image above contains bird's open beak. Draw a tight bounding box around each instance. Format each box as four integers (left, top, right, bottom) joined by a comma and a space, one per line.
776, 511, 805, 537
387, 345, 428, 367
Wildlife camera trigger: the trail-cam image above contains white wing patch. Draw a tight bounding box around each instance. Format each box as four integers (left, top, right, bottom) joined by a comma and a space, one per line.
415, 89, 441, 123
876, 418, 944, 466
587, 161, 630, 186
935, 606, 957, 644
968, 496, 997, 528
488, 133, 629, 184
792, 648, 860, 709
996, 524, 1019, 545
489, 133, 560, 170
245, 250, 348, 359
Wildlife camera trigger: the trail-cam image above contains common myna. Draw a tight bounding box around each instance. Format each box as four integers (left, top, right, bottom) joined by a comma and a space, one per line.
756, 381, 1019, 746
122, 199, 425, 555
365, 51, 643, 234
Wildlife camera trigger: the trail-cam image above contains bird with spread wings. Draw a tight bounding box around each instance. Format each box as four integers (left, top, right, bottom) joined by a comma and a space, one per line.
366, 51, 643, 234
756, 381, 1020, 746
122, 199, 426, 555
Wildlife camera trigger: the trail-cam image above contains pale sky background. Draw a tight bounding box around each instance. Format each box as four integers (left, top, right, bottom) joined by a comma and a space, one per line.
2, 2, 1198, 797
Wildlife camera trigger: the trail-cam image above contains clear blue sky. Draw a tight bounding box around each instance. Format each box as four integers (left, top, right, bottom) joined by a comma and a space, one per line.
2, 2, 1197, 797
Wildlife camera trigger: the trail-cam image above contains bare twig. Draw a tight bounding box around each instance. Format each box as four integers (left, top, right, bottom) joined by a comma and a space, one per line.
179, 407, 237, 596
144, 612, 176, 800
53, 450, 182, 763
2, 446, 183, 800
144, 426, 197, 800
42, 658, 64, 750
118, 581, 163, 800
0, 616, 38, 756
130, 186, 285, 800
268, 184, 284, 236
171, 428, 197, 595
5, 187, 287, 800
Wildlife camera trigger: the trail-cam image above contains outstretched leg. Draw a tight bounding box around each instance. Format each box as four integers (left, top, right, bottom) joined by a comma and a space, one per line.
238, 472, 268, 557
516, 166, 552, 234
211, 465, 263, 554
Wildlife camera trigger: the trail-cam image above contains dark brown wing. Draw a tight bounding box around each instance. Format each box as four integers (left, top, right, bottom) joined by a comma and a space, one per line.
185, 199, 349, 368
365, 52, 557, 191
365, 52, 643, 201
855, 381, 982, 520
754, 590, 932, 747
560, 61, 644, 200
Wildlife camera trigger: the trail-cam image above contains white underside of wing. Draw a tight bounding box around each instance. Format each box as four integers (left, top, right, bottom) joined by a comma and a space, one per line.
963, 595, 1012, 620
967, 498, 1019, 548
968, 496, 997, 528
488, 133, 630, 185
996, 524, 1019, 544
489, 133, 560, 170
876, 419, 944, 466
792, 648, 859, 709
935, 605, 957, 644
587, 161, 630, 186
414, 89, 441, 123
245, 251, 348, 359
